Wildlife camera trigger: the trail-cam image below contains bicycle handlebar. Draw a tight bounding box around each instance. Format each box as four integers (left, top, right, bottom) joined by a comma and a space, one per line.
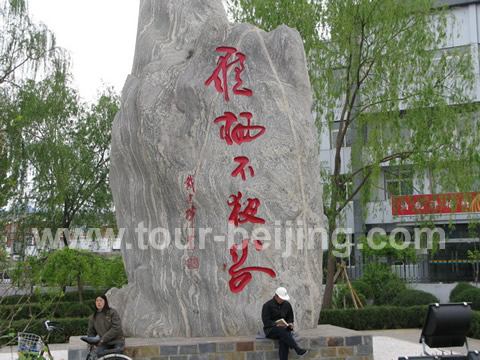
44, 320, 64, 333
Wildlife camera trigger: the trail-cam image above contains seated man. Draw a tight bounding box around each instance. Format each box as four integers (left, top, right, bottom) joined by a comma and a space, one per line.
261, 287, 308, 360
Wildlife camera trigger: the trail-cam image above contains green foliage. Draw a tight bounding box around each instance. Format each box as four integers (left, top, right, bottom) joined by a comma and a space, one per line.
55, 302, 93, 318
40, 248, 127, 293
392, 289, 439, 307
359, 235, 417, 263
470, 311, 480, 339
360, 263, 406, 305
8, 317, 90, 344
0, 292, 56, 306
468, 249, 480, 260
227, 0, 479, 310
376, 281, 407, 306
351, 280, 374, 302
467, 250, 480, 283
319, 305, 428, 330
0, 289, 61, 347
13, 70, 119, 238
319, 306, 480, 340
450, 287, 480, 311
41, 248, 99, 301
10, 255, 45, 289
99, 255, 128, 289
450, 282, 476, 301
0, 290, 98, 345
0, 0, 59, 209
61, 290, 99, 302
333, 284, 367, 309
0, 301, 92, 320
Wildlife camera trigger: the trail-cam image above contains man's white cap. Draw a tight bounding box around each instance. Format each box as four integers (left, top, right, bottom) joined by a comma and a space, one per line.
275, 287, 290, 301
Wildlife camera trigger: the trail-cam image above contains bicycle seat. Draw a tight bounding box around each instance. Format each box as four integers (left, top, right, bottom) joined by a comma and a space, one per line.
80, 336, 101, 345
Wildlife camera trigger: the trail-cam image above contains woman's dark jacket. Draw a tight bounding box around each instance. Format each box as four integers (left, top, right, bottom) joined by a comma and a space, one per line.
87, 308, 124, 345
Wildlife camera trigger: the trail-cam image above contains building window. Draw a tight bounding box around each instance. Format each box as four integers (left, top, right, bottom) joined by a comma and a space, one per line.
331, 121, 352, 149
384, 168, 414, 198
338, 174, 353, 202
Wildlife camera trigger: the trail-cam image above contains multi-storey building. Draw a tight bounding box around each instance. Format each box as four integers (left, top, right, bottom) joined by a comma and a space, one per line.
318, 0, 480, 286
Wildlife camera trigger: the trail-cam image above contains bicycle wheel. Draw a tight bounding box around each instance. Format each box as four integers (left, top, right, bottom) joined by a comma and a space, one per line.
98, 354, 133, 360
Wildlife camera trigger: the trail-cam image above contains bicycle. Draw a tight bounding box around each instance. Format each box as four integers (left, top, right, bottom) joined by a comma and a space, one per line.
17, 320, 63, 359
80, 336, 132, 360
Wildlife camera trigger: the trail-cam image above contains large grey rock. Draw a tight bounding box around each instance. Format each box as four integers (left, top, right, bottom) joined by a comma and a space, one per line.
109, 0, 324, 337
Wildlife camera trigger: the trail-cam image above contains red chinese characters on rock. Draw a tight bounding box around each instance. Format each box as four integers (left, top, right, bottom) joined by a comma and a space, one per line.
186, 256, 200, 270
185, 174, 195, 193
184, 174, 196, 252
206, 45, 275, 292
227, 192, 265, 227
228, 239, 276, 293
205, 47, 253, 102
185, 203, 196, 223
232, 156, 254, 181
214, 112, 265, 146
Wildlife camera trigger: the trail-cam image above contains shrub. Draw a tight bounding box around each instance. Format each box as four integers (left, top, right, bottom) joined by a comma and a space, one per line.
1, 290, 100, 306
392, 289, 439, 307
469, 311, 480, 339
450, 282, 476, 302
0, 292, 60, 306
319, 307, 480, 340
62, 290, 104, 302
54, 302, 93, 318
376, 280, 407, 305
360, 263, 405, 305
333, 284, 367, 309
352, 280, 374, 301
6, 317, 90, 345
0, 300, 95, 320
0, 303, 53, 320
319, 305, 428, 330
450, 287, 480, 310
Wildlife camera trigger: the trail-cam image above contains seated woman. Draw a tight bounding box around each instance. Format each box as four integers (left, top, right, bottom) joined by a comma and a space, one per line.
87, 294, 125, 357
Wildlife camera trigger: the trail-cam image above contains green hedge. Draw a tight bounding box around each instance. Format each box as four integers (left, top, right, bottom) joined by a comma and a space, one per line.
450, 282, 476, 301
319, 305, 428, 330
392, 289, 439, 307
471, 311, 480, 339
450, 287, 480, 310
3, 317, 90, 345
319, 306, 480, 339
0, 293, 58, 306
0, 301, 94, 320
0, 290, 101, 305
62, 290, 104, 302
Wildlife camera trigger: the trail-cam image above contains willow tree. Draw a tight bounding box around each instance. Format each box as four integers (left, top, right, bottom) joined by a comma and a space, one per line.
0, 0, 58, 208
16, 73, 119, 245
228, 0, 478, 309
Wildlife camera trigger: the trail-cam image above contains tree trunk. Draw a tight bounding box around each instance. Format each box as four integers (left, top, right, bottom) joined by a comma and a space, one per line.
322, 218, 338, 309
77, 275, 83, 303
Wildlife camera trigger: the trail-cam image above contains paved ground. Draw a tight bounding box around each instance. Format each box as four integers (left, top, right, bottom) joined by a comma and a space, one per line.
359, 328, 480, 360
1, 328, 478, 360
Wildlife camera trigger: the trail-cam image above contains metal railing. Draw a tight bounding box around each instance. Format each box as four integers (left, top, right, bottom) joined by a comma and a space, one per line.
345, 254, 476, 283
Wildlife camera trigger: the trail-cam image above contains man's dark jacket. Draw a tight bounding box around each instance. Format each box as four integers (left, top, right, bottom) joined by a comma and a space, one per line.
261, 297, 294, 336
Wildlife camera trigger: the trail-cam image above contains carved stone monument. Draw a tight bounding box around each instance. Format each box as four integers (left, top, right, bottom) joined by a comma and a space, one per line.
109, 0, 324, 337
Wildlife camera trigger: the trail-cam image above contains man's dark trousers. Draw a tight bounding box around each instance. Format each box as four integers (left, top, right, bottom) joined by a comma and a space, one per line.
266, 326, 298, 360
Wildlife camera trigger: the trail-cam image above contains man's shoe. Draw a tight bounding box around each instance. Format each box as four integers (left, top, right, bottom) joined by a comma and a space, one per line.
296, 348, 308, 357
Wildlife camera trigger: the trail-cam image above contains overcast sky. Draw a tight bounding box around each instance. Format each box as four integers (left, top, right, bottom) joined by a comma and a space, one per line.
28, 0, 140, 103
